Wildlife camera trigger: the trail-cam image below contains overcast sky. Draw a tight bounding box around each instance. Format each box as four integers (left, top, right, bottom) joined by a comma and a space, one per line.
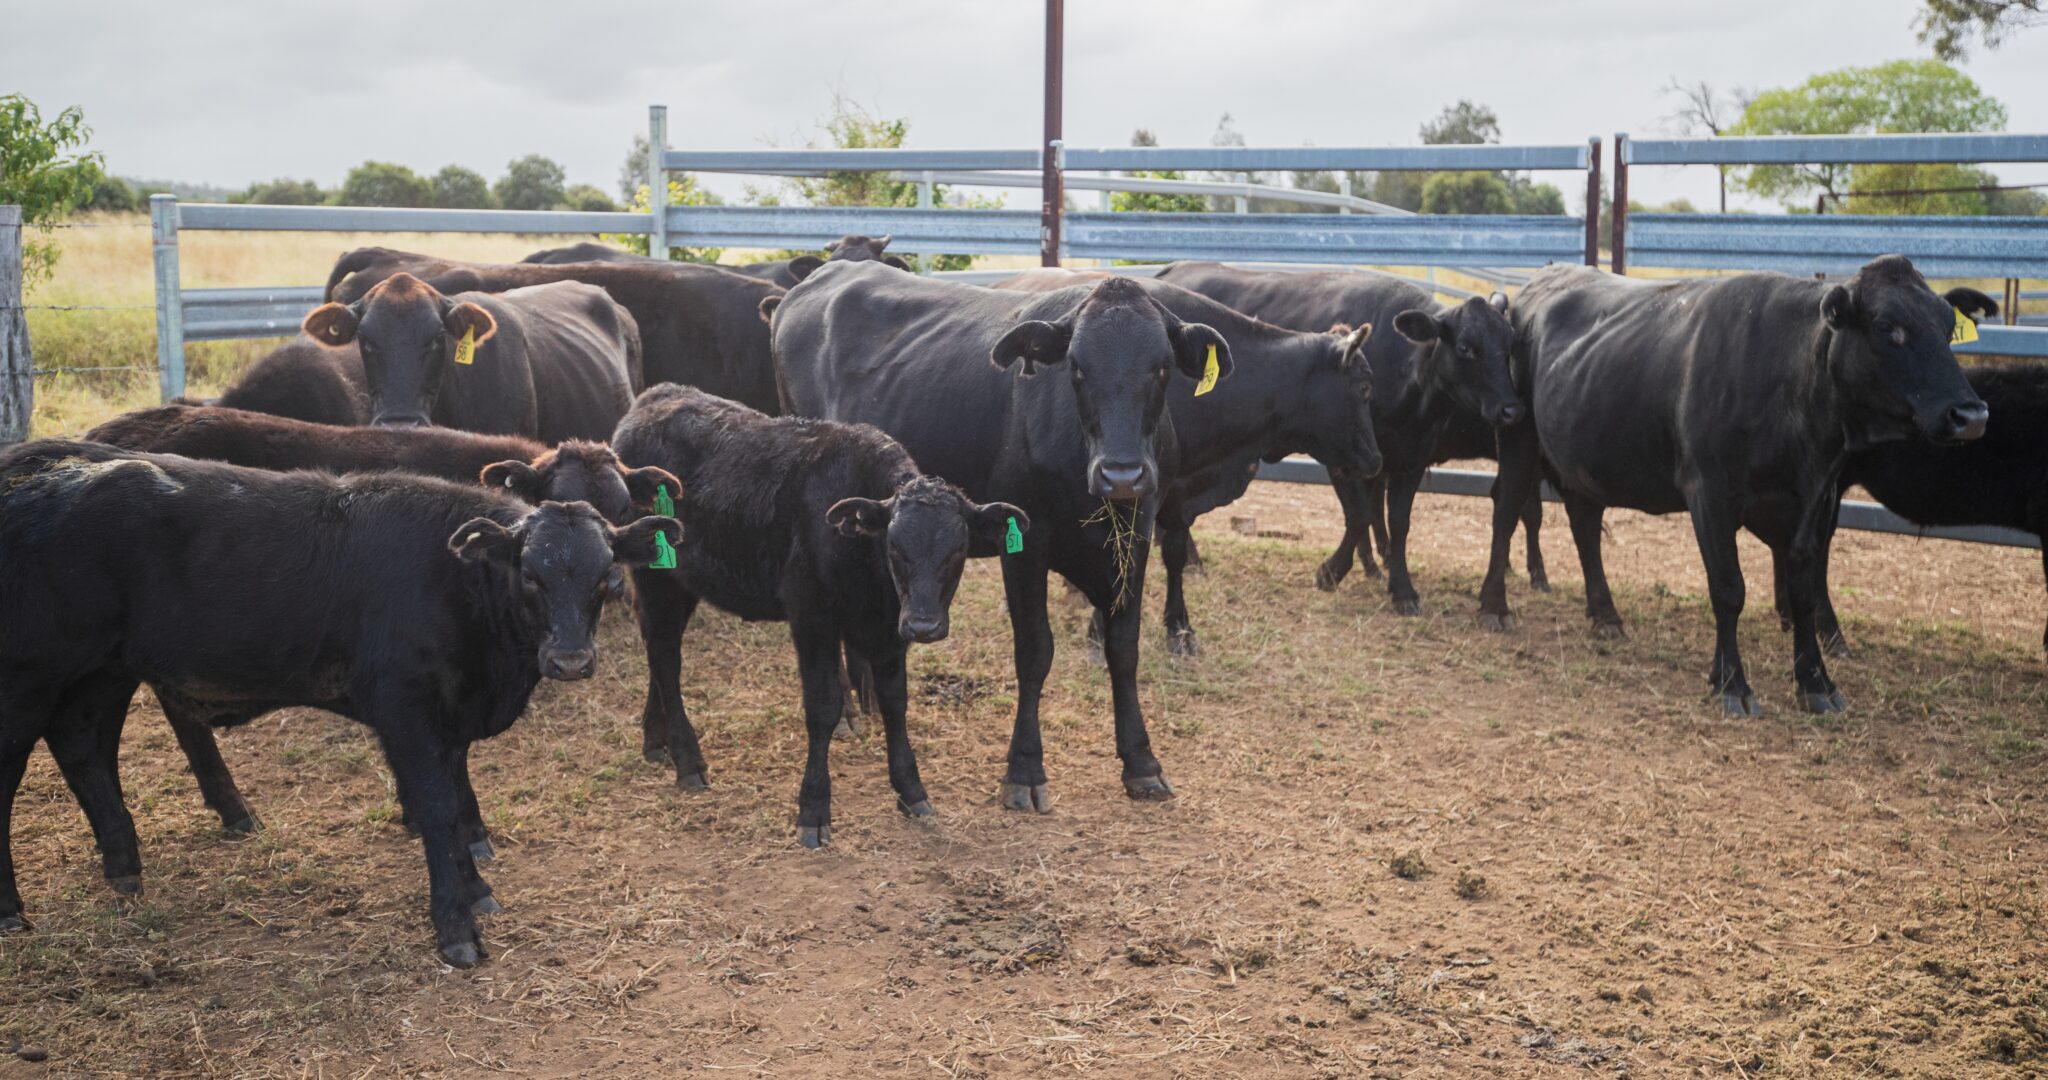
10, 0, 2047, 211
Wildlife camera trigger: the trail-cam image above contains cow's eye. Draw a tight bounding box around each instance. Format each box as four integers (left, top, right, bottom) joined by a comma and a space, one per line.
1873, 320, 1895, 337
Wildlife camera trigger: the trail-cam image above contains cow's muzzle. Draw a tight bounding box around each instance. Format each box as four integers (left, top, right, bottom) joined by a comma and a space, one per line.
541, 647, 597, 681
1493, 401, 1526, 427
1937, 401, 1989, 443
901, 614, 949, 644
373, 413, 432, 430
1091, 460, 1153, 500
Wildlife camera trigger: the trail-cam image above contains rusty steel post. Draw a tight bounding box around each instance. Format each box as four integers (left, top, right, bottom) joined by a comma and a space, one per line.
1611, 133, 1629, 276
1041, 0, 1064, 267
1584, 136, 1602, 268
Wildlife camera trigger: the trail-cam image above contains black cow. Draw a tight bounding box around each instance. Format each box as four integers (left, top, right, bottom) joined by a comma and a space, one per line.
520, 241, 666, 266
301, 273, 639, 441
1491, 256, 1987, 716
611, 385, 1023, 846
1152, 263, 1542, 612
214, 336, 371, 426
994, 268, 1382, 656
737, 234, 911, 288
326, 251, 786, 414
0, 439, 679, 966
774, 261, 1231, 811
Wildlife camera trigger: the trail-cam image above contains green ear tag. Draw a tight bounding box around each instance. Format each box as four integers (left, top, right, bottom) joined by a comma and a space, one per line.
653, 484, 675, 517
650, 528, 678, 570
1004, 515, 1024, 554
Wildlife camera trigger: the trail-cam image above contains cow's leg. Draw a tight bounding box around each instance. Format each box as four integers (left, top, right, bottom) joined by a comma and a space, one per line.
1159, 523, 1201, 657
1522, 484, 1552, 593
445, 741, 495, 866
2040, 542, 2048, 654
1562, 491, 1624, 637
1102, 555, 1170, 801
1479, 425, 1542, 631
1783, 539, 1844, 714
867, 646, 931, 818
791, 619, 845, 848
997, 553, 1055, 813
1384, 468, 1426, 616
1781, 501, 1849, 657
836, 644, 875, 740
376, 718, 485, 967
47, 676, 143, 899
161, 699, 261, 835
0, 700, 42, 932
1367, 475, 1392, 562
635, 571, 709, 789
1686, 497, 1758, 717
1317, 469, 1370, 590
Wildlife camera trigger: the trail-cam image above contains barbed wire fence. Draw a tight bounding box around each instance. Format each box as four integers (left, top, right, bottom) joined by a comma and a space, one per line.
3, 214, 166, 442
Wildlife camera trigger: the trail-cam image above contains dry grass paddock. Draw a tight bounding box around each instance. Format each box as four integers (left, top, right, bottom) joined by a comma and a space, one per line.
1, 474, 2044, 1078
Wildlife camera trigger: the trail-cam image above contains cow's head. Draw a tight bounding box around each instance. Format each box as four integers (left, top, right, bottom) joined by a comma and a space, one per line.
992, 278, 1230, 500
1821, 255, 1989, 446
828, 233, 909, 270
479, 441, 679, 526
827, 475, 1026, 643
1286, 322, 1382, 477
450, 501, 681, 681
1394, 292, 1522, 429
302, 273, 495, 429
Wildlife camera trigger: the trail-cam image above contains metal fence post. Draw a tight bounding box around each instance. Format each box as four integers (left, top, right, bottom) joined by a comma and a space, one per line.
150, 194, 186, 401
917, 170, 934, 275
1611, 133, 1629, 276
0, 206, 29, 444
1235, 174, 1249, 215
648, 105, 670, 261
1584, 136, 1602, 268
1337, 171, 1353, 214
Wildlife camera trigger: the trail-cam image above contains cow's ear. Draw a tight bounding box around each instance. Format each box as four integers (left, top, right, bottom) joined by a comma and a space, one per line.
1821, 285, 1855, 329
610, 515, 683, 567
1341, 323, 1373, 368
1392, 309, 1443, 344
882, 254, 911, 271
444, 300, 497, 345
967, 501, 1027, 558
622, 465, 682, 511
1944, 286, 1999, 321
1169, 321, 1232, 382
991, 319, 1073, 376
870, 234, 891, 253
826, 496, 891, 538
480, 460, 546, 503
787, 255, 825, 282
759, 295, 782, 323
1488, 291, 1511, 316
450, 517, 519, 563
303, 302, 360, 346
823, 237, 843, 253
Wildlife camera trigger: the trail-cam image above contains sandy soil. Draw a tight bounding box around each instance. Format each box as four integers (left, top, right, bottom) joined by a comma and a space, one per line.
3, 479, 2044, 1078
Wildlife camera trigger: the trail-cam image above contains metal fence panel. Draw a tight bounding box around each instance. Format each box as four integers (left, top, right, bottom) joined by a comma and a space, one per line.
665, 149, 1044, 174
1627, 213, 2048, 278
182, 286, 325, 342
1063, 212, 1585, 267
178, 204, 650, 235
1065, 144, 1593, 173
1624, 133, 2048, 166
668, 206, 1042, 256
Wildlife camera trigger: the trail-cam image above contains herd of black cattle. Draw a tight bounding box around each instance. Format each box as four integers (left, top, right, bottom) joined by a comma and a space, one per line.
0, 232, 2036, 967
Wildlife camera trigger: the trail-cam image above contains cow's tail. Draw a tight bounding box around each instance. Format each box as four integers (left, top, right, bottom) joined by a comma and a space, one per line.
324, 248, 380, 302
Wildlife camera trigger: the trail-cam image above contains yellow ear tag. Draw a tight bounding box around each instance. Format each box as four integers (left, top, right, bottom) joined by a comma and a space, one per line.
453, 327, 477, 365
1193, 344, 1220, 397
1951, 306, 1979, 346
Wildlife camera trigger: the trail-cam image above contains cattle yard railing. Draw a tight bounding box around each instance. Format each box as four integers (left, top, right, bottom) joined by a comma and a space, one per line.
1613, 132, 2048, 360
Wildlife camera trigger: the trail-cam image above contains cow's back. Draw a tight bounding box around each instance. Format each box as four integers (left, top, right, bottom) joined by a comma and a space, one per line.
216, 337, 370, 426
491, 282, 640, 442
85, 403, 545, 481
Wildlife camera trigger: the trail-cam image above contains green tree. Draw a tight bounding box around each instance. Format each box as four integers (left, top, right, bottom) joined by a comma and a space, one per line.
1113, 128, 1207, 213
1421, 171, 1512, 214
86, 175, 139, 213
494, 155, 567, 211
430, 165, 493, 209
234, 178, 327, 205
1917, 0, 2043, 59
606, 177, 724, 264
619, 134, 651, 202
1510, 181, 1565, 215
337, 161, 432, 207
1845, 161, 1990, 214
561, 184, 618, 213
1730, 60, 2008, 209
0, 95, 105, 282
1420, 100, 1502, 146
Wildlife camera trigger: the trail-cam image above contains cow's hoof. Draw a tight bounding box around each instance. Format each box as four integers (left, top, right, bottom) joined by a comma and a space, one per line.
106, 874, 143, 898
1479, 612, 1517, 633
1801, 689, 1847, 714
468, 839, 496, 864
642, 744, 670, 765
1392, 597, 1421, 617
833, 717, 858, 740
898, 797, 936, 819
224, 813, 263, 836
1123, 774, 1175, 801
440, 941, 482, 969
1822, 633, 1853, 660
471, 894, 502, 916
1167, 628, 1201, 658
1718, 691, 1761, 718
675, 771, 710, 793
0, 913, 28, 933
1590, 619, 1626, 641
998, 781, 1053, 813
1082, 637, 1107, 669
1530, 575, 1552, 594
1314, 564, 1345, 592
797, 825, 831, 849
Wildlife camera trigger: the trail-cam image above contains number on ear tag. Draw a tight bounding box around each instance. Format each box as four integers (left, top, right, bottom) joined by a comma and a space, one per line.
650, 529, 678, 570
1193, 344, 1220, 396
1004, 515, 1024, 554
1951, 306, 1979, 346
653, 484, 675, 517
453, 327, 477, 365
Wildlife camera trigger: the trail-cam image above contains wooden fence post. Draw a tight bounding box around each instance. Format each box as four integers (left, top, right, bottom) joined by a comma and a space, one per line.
0, 206, 29, 444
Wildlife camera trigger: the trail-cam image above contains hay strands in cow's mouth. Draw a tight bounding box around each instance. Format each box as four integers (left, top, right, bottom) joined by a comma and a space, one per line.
1081, 498, 1142, 614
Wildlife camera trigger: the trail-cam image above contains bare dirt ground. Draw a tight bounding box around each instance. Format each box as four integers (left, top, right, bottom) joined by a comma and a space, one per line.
3, 478, 2045, 1078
